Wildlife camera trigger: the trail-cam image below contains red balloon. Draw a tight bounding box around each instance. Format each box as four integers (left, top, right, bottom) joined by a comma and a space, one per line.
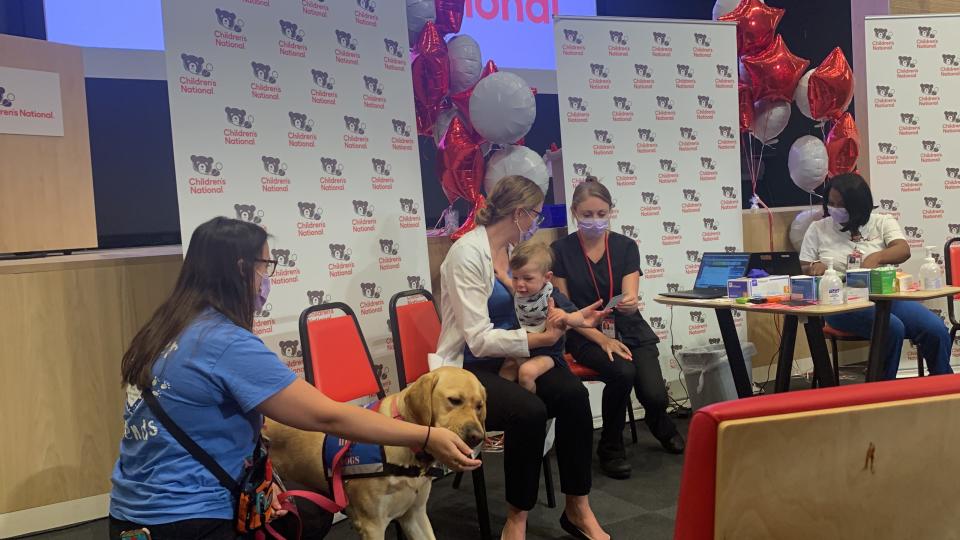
809, 47, 854, 121
738, 83, 754, 132
826, 112, 860, 177
411, 22, 449, 135
437, 117, 484, 205
449, 59, 500, 132
718, 0, 784, 56
742, 35, 810, 102
435, 0, 465, 35
451, 195, 486, 241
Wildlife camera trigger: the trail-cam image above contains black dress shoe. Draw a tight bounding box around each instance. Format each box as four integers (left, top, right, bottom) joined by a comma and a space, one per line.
560, 512, 591, 539
597, 452, 632, 479
661, 433, 686, 454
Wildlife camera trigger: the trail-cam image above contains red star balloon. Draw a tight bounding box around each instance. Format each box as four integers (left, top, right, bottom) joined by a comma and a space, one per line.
718, 0, 784, 56
411, 22, 449, 135
437, 116, 484, 205
738, 83, 754, 132
826, 112, 860, 176
742, 35, 810, 102
449, 59, 499, 132
435, 0, 466, 35
809, 47, 854, 121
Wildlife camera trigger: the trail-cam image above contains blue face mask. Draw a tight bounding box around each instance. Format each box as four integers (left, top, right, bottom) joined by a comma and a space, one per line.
828, 206, 849, 225
255, 273, 271, 311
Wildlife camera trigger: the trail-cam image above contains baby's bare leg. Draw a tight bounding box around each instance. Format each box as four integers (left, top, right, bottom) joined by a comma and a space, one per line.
499, 358, 519, 382
517, 355, 555, 393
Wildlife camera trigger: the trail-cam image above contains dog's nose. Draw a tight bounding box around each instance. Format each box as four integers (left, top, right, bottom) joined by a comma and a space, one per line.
463, 425, 484, 449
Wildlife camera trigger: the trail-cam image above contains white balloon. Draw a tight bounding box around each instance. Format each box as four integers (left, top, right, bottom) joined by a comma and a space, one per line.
469, 72, 537, 145
406, 0, 436, 45
448, 35, 483, 94
789, 208, 823, 251
484, 145, 550, 195
751, 99, 791, 143
433, 107, 461, 147
794, 70, 815, 120
788, 135, 829, 193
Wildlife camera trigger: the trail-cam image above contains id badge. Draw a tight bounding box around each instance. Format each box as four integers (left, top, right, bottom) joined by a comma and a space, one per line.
848, 248, 863, 270
120, 529, 152, 540
601, 317, 617, 339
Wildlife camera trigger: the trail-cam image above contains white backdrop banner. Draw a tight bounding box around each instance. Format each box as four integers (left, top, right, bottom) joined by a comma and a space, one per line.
865, 14, 960, 372
553, 17, 745, 389
162, 1, 430, 392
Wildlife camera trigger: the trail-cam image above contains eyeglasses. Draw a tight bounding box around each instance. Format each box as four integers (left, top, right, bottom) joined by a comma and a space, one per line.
256, 258, 279, 277
526, 209, 545, 226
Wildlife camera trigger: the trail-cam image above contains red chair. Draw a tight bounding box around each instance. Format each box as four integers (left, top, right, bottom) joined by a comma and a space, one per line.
945, 237, 960, 344
565, 353, 639, 444
300, 302, 384, 402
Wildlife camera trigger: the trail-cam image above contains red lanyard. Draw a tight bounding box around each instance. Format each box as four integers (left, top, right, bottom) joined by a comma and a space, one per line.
578, 232, 613, 303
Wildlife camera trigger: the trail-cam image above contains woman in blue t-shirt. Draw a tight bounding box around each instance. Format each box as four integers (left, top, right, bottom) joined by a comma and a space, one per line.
109, 217, 480, 539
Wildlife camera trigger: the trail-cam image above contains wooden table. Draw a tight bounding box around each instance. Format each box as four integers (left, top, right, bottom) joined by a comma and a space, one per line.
865, 286, 960, 382
655, 296, 874, 395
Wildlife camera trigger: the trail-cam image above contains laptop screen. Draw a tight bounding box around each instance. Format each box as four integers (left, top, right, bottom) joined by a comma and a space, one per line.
693, 253, 751, 289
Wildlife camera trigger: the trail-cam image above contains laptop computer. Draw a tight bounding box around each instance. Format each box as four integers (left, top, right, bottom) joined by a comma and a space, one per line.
661, 252, 751, 299
748, 251, 802, 276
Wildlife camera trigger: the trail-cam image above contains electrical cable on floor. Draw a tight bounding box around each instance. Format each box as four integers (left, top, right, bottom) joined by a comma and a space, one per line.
667, 305, 691, 413
757, 314, 784, 395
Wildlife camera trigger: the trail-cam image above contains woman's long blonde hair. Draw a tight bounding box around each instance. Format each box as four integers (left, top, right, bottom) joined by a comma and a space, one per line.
475, 175, 544, 226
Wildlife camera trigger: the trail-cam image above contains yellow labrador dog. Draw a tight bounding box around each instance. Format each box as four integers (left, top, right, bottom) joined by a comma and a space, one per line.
267, 367, 486, 539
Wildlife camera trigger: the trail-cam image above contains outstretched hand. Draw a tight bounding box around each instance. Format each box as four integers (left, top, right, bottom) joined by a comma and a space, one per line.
580, 299, 613, 327
426, 427, 482, 472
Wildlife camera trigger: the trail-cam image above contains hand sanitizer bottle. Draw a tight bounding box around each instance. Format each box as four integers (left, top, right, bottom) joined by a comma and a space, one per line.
919, 246, 943, 290
818, 257, 844, 305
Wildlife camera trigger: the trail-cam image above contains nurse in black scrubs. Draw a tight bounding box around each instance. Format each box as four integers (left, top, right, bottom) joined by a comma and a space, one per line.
551, 178, 684, 479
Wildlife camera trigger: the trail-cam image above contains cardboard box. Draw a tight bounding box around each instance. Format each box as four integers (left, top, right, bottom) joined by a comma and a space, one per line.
790, 275, 817, 301
845, 269, 871, 303
727, 278, 750, 298
754, 275, 791, 297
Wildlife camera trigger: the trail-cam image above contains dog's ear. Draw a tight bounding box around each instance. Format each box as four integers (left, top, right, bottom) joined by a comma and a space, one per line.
404, 371, 438, 426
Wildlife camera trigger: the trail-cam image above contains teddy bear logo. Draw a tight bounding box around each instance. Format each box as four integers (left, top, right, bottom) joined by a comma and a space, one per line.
922, 140, 941, 152
360, 282, 383, 299
278, 340, 302, 358
373, 363, 392, 393
190, 155, 221, 176
593, 130, 612, 144
650, 317, 666, 330
634, 64, 652, 78
694, 33, 711, 47
659, 159, 677, 172
357, 0, 376, 13
255, 302, 272, 319
288, 111, 313, 132
384, 38, 403, 58
676, 64, 694, 78
904, 226, 923, 238
0, 87, 13, 108
306, 290, 332, 306
719, 125, 735, 139
944, 54, 960, 67
613, 96, 631, 110
686, 250, 701, 263
876, 85, 894, 97
708, 337, 721, 345
946, 111, 960, 123
722, 186, 737, 198
902, 170, 920, 182
689, 311, 705, 323
568, 96, 587, 111
949, 223, 960, 234
666, 283, 680, 293
261, 156, 287, 176
662, 222, 680, 234
234, 204, 263, 224
680, 127, 698, 141
271, 249, 297, 268
900, 113, 918, 125
609, 30, 627, 45
329, 243, 352, 261
225, 107, 253, 129
877, 142, 896, 154
703, 218, 718, 231
697, 95, 713, 109
652, 32, 670, 46
898, 55, 917, 68
645, 254, 663, 267
251, 62, 278, 84
947, 168, 960, 179
399, 198, 419, 215
617, 161, 635, 175
407, 276, 424, 289
702, 157, 717, 171
641, 192, 659, 205
620, 225, 638, 239
371, 158, 392, 176
320, 157, 343, 176
637, 128, 656, 142
352, 200, 374, 217
280, 20, 305, 42
215, 8, 244, 32
656, 96, 674, 110
379, 239, 400, 255
683, 189, 700, 202
344, 116, 366, 135
572, 163, 591, 176
311, 69, 335, 90
391, 119, 412, 137
878, 199, 898, 211
297, 202, 323, 221
181, 53, 212, 77
920, 83, 939, 96
918, 26, 937, 39
874, 28, 892, 40
924, 196, 942, 208
335, 29, 358, 50
716, 64, 731, 78
563, 29, 583, 44
363, 75, 384, 95
589, 63, 609, 78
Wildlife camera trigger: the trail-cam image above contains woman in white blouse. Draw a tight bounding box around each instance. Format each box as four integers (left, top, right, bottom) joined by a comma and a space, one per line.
800, 173, 953, 379
436, 175, 609, 540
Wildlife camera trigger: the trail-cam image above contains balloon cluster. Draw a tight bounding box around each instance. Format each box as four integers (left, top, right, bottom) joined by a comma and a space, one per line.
408, 0, 545, 240
715, 0, 859, 198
